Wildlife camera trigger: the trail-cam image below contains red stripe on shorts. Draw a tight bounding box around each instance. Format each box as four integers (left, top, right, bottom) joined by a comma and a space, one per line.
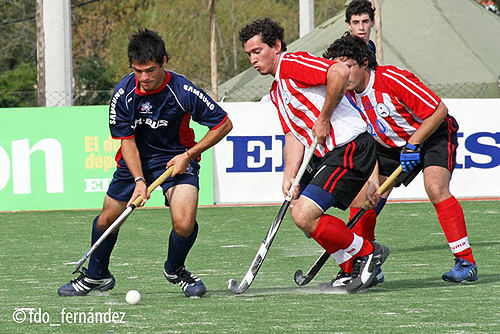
323, 167, 342, 192
445, 117, 456, 171
324, 141, 356, 194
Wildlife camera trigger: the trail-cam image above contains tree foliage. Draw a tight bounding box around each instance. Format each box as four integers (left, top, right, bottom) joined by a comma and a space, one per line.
0, 1, 37, 72
0, 0, 344, 103
0, 62, 37, 107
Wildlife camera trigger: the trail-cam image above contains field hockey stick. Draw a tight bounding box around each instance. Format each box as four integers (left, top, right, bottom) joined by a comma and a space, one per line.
73, 166, 175, 274
293, 165, 403, 286
228, 138, 319, 294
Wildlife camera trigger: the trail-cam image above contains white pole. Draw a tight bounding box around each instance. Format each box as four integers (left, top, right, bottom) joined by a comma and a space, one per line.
42, 0, 73, 107
299, 0, 314, 37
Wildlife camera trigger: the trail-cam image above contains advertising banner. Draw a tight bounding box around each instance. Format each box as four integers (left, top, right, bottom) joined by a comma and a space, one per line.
214, 99, 500, 203
0, 106, 213, 211
2, 99, 499, 210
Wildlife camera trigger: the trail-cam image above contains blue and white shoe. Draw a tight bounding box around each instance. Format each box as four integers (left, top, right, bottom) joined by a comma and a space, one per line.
58, 268, 115, 296
164, 265, 207, 298
442, 258, 478, 283
368, 265, 385, 288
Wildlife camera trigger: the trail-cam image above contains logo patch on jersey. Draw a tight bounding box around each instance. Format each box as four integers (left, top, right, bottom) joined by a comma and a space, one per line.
133, 118, 169, 129
375, 103, 391, 118
140, 101, 153, 114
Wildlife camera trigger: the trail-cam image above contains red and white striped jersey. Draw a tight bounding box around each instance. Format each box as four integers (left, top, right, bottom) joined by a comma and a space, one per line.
346, 65, 441, 148
270, 52, 367, 157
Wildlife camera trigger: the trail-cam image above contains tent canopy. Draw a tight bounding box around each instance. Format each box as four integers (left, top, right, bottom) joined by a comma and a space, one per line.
219, 0, 500, 101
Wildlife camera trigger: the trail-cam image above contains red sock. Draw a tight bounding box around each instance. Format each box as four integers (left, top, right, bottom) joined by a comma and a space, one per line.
434, 196, 475, 265
310, 215, 373, 265
350, 207, 377, 240
339, 208, 377, 273
339, 260, 354, 273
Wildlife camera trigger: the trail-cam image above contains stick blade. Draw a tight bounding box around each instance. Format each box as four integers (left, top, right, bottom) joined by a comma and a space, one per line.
227, 278, 248, 294
73, 256, 87, 274
294, 270, 310, 286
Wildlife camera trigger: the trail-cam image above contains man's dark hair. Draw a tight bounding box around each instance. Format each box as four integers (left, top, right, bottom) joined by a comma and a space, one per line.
238, 18, 287, 52
323, 32, 377, 70
345, 0, 375, 22
128, 28, 170, 65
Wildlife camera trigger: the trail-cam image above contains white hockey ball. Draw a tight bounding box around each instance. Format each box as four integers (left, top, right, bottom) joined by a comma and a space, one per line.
125, 290, 141, 305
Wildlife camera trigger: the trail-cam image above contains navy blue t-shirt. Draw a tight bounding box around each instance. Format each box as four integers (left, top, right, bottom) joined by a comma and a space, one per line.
368, 40, 377, 56
109, 71, 227, 168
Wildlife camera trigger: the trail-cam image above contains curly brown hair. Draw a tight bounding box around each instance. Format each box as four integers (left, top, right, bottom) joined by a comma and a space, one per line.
323, 32, 377, 70
238, 18, 287, 52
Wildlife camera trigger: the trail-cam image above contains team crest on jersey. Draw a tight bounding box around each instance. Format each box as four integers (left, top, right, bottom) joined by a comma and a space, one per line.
140, 101, 153, 114
375, 103, 391, 117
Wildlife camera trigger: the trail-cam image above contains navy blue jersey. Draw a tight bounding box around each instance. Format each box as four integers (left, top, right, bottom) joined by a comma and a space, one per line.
368, 40, 377, 56
109, 71, 227, 168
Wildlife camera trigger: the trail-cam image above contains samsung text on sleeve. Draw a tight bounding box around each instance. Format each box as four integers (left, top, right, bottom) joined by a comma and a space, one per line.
183, 85, 215, 110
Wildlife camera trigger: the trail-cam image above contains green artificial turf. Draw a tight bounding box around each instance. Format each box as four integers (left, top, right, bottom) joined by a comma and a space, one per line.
1, 201, 499, 333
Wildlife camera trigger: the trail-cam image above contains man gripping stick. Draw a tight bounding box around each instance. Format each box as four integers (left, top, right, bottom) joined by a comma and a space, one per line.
238, 18, 390, 293
322, 33, 477, 287
58, 29, 232, 298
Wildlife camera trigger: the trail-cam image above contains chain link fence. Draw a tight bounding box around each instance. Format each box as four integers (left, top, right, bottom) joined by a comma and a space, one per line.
0, 90, 113, 108
0, 81, 498, 108
220, 81, 500, 102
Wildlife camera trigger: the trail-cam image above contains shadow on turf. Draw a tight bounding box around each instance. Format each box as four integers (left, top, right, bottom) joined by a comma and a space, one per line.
140, 285, 348, 298
391, 241, 498, 254
369, 273, 499, 293
100, 273, 499, 299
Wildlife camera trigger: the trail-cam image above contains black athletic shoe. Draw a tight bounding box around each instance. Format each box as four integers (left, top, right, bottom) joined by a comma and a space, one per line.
164, 265, 207, 298
346, 242, 390, 294
319, 270, 351, 291
57, 268, 115, 297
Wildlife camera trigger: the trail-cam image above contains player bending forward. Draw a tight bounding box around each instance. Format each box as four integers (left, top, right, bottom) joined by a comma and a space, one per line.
58, 29, 232, 298
322, 33, 477, 288
239, 18, 390, 293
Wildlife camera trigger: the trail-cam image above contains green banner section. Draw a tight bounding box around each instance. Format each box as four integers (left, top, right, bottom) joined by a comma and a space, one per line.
0, 106, 214, 211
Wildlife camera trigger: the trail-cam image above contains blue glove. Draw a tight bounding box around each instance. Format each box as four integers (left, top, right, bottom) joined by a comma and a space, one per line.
400, 143, 421, 172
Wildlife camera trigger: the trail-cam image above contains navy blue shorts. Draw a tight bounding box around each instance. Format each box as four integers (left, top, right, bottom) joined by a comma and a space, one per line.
106, 160, 200, 206
300, 132, 377, 211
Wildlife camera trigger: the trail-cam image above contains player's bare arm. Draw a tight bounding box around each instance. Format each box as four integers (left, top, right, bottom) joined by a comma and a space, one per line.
407, 102, 448, 145
120, 137, 150, 208
282, 132, 305, 199
364, 162, 381, 207
167, 117, 233, 177
312, 62, 349, 143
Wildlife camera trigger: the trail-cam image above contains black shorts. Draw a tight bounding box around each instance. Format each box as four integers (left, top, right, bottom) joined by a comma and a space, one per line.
300, 132, 377, 211
377, 115, 459, 186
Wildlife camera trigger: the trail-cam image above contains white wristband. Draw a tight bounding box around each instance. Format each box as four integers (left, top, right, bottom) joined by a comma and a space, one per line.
134, 176, 146, 183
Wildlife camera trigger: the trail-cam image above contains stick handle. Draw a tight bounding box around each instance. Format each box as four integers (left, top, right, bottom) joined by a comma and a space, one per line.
361, 165, 403, 210
131, 166, 175, 207
73, 166, 174, 273
286, 138, 318, 201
